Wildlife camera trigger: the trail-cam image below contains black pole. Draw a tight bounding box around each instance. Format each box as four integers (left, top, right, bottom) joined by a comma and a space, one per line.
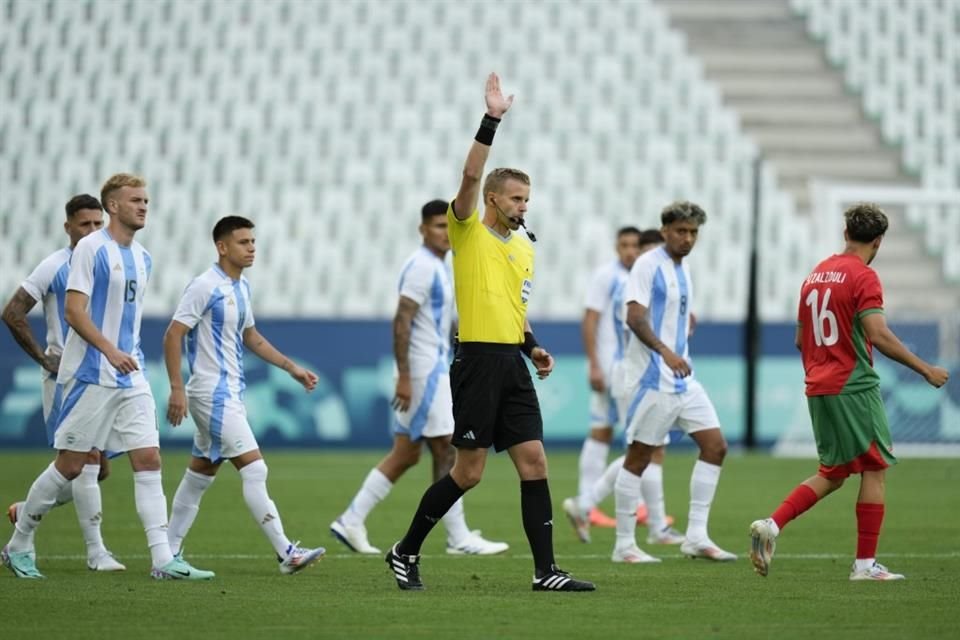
744, 155, 763, 450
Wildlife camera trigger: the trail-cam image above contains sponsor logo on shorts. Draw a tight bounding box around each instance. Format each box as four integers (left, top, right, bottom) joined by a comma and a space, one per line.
462, 430, 476, 441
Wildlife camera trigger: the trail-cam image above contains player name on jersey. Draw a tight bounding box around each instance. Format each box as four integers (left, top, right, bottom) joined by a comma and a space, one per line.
805, 271, 848, 285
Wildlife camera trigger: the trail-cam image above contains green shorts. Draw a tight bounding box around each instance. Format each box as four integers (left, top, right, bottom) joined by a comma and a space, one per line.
807, 386, 897, 478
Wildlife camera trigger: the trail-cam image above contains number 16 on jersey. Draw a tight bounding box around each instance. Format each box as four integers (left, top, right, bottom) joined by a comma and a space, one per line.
805, 288, 838, 347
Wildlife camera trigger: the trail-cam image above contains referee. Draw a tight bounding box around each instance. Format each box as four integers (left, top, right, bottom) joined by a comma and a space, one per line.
385, 73, 595, 592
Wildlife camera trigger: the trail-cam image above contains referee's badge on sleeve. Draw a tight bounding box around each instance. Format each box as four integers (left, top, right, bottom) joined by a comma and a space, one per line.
521, 279, 532, 304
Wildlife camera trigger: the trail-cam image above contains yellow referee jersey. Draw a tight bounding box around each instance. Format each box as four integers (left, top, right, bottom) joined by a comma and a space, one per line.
447, 201, 534, 344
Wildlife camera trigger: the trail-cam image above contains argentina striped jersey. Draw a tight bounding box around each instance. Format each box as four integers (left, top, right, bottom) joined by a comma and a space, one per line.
621, 246, 694, 394
172, 264, 255, 399
583, 259, 630, 377
57, 229, 152, 389
397, 246, 453, 378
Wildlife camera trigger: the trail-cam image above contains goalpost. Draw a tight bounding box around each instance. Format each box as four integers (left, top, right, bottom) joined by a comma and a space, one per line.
773, 182, 960, 458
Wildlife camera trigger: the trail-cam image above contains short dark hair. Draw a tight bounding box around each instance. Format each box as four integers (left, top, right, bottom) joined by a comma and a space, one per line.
844, 202, 888, 242
65, 194, 102, 219
421, 199, 448, 222
638, 228, 664, 246
661, 201, 707, 226
212, 215, 255, 242
617, 226, 641, 239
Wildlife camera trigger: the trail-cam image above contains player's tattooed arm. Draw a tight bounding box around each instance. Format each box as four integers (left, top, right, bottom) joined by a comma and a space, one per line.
392, 296, 420, 411
1, 287, 54, 372
626, 301, 691, 377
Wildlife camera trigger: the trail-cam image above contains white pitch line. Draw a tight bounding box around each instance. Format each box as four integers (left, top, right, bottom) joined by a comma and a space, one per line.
36, 551, 960, 561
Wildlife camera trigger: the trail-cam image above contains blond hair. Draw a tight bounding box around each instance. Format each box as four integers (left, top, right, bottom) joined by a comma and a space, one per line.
482, 168, 530, 200
100, 173, 146, 212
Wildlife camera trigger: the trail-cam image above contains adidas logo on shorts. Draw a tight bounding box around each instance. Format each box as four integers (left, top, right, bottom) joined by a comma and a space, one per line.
462, 431, 476, 441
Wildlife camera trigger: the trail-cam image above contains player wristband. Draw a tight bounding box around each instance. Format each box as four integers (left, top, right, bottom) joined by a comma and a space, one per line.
474, 114, 501, 146
521, 331, 539, 358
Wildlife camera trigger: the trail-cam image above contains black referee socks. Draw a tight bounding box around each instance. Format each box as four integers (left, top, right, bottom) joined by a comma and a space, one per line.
397, 474, 465, 556
520, 479, 556, 576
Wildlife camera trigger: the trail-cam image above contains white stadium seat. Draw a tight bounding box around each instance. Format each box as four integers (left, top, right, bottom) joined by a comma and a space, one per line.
0, 0, 848, 319
793, 0, 960, 281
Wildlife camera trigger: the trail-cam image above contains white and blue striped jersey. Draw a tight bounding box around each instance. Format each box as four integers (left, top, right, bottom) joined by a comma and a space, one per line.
57, 229, 152, 389
583, 259, 630, 378
172, 265, 255, 399
21, 247, 72, 376
397, 247, 453, 379
621, 246, 694, 394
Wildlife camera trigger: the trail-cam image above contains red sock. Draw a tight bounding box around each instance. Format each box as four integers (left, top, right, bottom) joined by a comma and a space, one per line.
856, 503, 885, 559
771, 484, 819, 530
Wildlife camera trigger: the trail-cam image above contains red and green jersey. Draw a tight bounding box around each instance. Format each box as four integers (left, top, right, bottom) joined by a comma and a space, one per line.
798, 254, 884, 396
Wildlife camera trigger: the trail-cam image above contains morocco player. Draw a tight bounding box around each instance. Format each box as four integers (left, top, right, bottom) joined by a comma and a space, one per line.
750, 203, 949, 580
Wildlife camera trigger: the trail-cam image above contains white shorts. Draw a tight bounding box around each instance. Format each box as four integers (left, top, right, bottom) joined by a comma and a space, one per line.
50, 380, 158, 453
393, 372, 454, 441
611, 380, 670, 446
42, 375, 56, 423
42, 376, 57, 445
623, 380, 720, 446
188, 393, 259, 463
589, 389, 619, 429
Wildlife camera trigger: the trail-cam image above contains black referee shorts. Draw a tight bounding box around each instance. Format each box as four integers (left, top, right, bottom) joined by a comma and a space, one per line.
450, 342, 543, 452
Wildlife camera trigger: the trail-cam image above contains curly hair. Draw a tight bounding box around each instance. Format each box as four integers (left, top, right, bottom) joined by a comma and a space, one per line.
844, 202, 888, 242
660, 200, 707, 226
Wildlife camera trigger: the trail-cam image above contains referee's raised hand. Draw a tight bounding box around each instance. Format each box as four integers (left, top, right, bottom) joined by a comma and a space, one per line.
485, 72, 514, 118
530, 346, 555, 380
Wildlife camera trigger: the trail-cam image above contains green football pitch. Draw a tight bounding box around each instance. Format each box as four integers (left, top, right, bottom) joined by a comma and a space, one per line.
1, 450, 958, 639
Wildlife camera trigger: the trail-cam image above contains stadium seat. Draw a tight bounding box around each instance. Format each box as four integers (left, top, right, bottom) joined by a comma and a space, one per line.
0, 0, 826, 319
792, 0, 960, 280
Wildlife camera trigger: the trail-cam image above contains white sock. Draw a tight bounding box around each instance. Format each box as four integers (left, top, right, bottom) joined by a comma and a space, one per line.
442, 498, 471, 546
167, 469, 216, 556
134, 470, 174, 567
614, 467, 642, 549
240, 460, 291, 557
55, 480, 75, 506
641, 462, 666, 534
8, 463, 69, 552
577, 438, 610, 502
579, 454, 624, 514
72, 464, 107, 558
854, 558, 875, 572
341, 468, 393, 527
687, 460, 722, 543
